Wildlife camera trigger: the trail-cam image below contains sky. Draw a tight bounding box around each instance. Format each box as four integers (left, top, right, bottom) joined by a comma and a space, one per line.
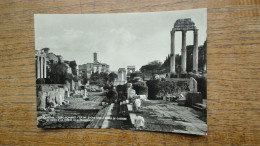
35, 8, 207, 71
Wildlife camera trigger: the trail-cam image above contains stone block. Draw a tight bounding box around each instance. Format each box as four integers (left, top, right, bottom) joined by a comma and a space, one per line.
186, 92, 202, 106
128, 88, 136, 99
134, 116, 145, 129
37, 91, 47, 111
133, 98, 141, 112
47, 91, 57, 108
177, 94, 186, 106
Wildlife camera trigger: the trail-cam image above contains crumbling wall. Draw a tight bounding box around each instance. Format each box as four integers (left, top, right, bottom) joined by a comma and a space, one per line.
36, 84, 66, 111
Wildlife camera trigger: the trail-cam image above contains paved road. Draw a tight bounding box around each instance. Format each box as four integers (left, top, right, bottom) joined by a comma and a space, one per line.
37, 92, 106, 128
131, 100, 207, 135
60, 92, 105, 110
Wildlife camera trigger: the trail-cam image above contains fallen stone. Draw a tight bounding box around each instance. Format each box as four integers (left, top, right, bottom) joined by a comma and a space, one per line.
134, 115, 145, 129
47, 91, 57, 108
133, 98, 141, 113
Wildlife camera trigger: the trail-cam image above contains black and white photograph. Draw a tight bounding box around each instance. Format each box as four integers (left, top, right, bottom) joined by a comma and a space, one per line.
35, 8, 207, 135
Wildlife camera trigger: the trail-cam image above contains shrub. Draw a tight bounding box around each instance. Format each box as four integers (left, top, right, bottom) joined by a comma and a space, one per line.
106, 89, 118, 103
196, 76, 207, 99
146, 80, 190, 100
116, 84, 127, 97
146, 80, 160, 100
132, 81, 148, 96
103, 83, 113, 90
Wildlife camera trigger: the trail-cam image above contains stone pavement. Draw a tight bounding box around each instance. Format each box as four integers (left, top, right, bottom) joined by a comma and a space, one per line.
129, 100, 207, 135
58, 92, 105, 111
37, 92, 106, 128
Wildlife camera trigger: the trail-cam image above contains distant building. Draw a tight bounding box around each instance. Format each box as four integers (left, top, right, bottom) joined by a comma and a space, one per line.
118, 68, 127, 82
127, 66, 135, 76
79, 52, 109, 78
114, 68, 127, 86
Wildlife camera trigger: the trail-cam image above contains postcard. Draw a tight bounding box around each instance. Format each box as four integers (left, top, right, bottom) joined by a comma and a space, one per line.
35, 8, 207, 135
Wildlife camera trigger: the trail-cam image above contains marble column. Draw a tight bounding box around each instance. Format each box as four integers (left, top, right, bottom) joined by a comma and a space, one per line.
121, 72, 124, 81
170, 30, 176, 73
40, 57, 43, 78
43, 57, 47, 78
37, 56, 40, 79
181, 30, 187, 73
84, 89, 87, 97
193, 29, 198, 73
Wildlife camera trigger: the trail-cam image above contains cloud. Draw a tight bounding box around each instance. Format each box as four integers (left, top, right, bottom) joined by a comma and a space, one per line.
35, 8, 207, 71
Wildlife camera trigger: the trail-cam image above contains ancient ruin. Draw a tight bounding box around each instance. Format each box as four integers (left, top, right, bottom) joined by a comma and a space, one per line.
127, 66, 135, 74
35, 50, 47, 79
170, 18, 199, 73
79, 52, 109, 77
35, 10, 207, 135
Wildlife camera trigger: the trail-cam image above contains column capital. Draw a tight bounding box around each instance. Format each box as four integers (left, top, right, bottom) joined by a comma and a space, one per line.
170, 30, 175, 35
194, 29, 198, 33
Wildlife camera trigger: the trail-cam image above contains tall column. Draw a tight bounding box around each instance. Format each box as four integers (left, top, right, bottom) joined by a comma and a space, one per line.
170, 30, 176, 74
181, 30, 187, 73
40, 56, 44, 78
193, 29, 199, 73
43, 57, 47, 78
37, 56, 40, 79
121, 72, 124, 81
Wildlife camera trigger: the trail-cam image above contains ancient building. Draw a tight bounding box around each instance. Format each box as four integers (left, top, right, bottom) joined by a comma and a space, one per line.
35, 50, 47, 79
127, 66, 135, 77
114, 68, 127, 86
93, 52, 98, 63
79, 52, 109, 78
118, 68, 127, 82
170, 18, 199, 74
127, 66, 135, 74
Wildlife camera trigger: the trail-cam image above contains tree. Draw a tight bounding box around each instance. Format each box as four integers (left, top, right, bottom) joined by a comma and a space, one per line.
89, 72, 117, 87
161, 54, 170, 73
140, 60, 162, 74
52, 62, 68, 84
149, 60, 162, 66
129, 72, 143, 80
108, 72, 118, 85
186, 45, 194, 72
81, 72, 88, 85
198, 40, 207, 71
69, 60, 77, 76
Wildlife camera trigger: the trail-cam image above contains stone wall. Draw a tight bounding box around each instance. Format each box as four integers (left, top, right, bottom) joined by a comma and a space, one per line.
186, 92, 202, 106
36, 84, 66, 111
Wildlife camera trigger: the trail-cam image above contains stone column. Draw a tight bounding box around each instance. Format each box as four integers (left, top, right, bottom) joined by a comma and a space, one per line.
170, 30, 176, 74
43, 57, 47, 78
193, 29, 198, 73
40, 56, 44, 78
181, 30, 187, 73
121, 72, 124, 81
84, 89, 87, 96
37, 56, 40, 79
124, 71, 127, 82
